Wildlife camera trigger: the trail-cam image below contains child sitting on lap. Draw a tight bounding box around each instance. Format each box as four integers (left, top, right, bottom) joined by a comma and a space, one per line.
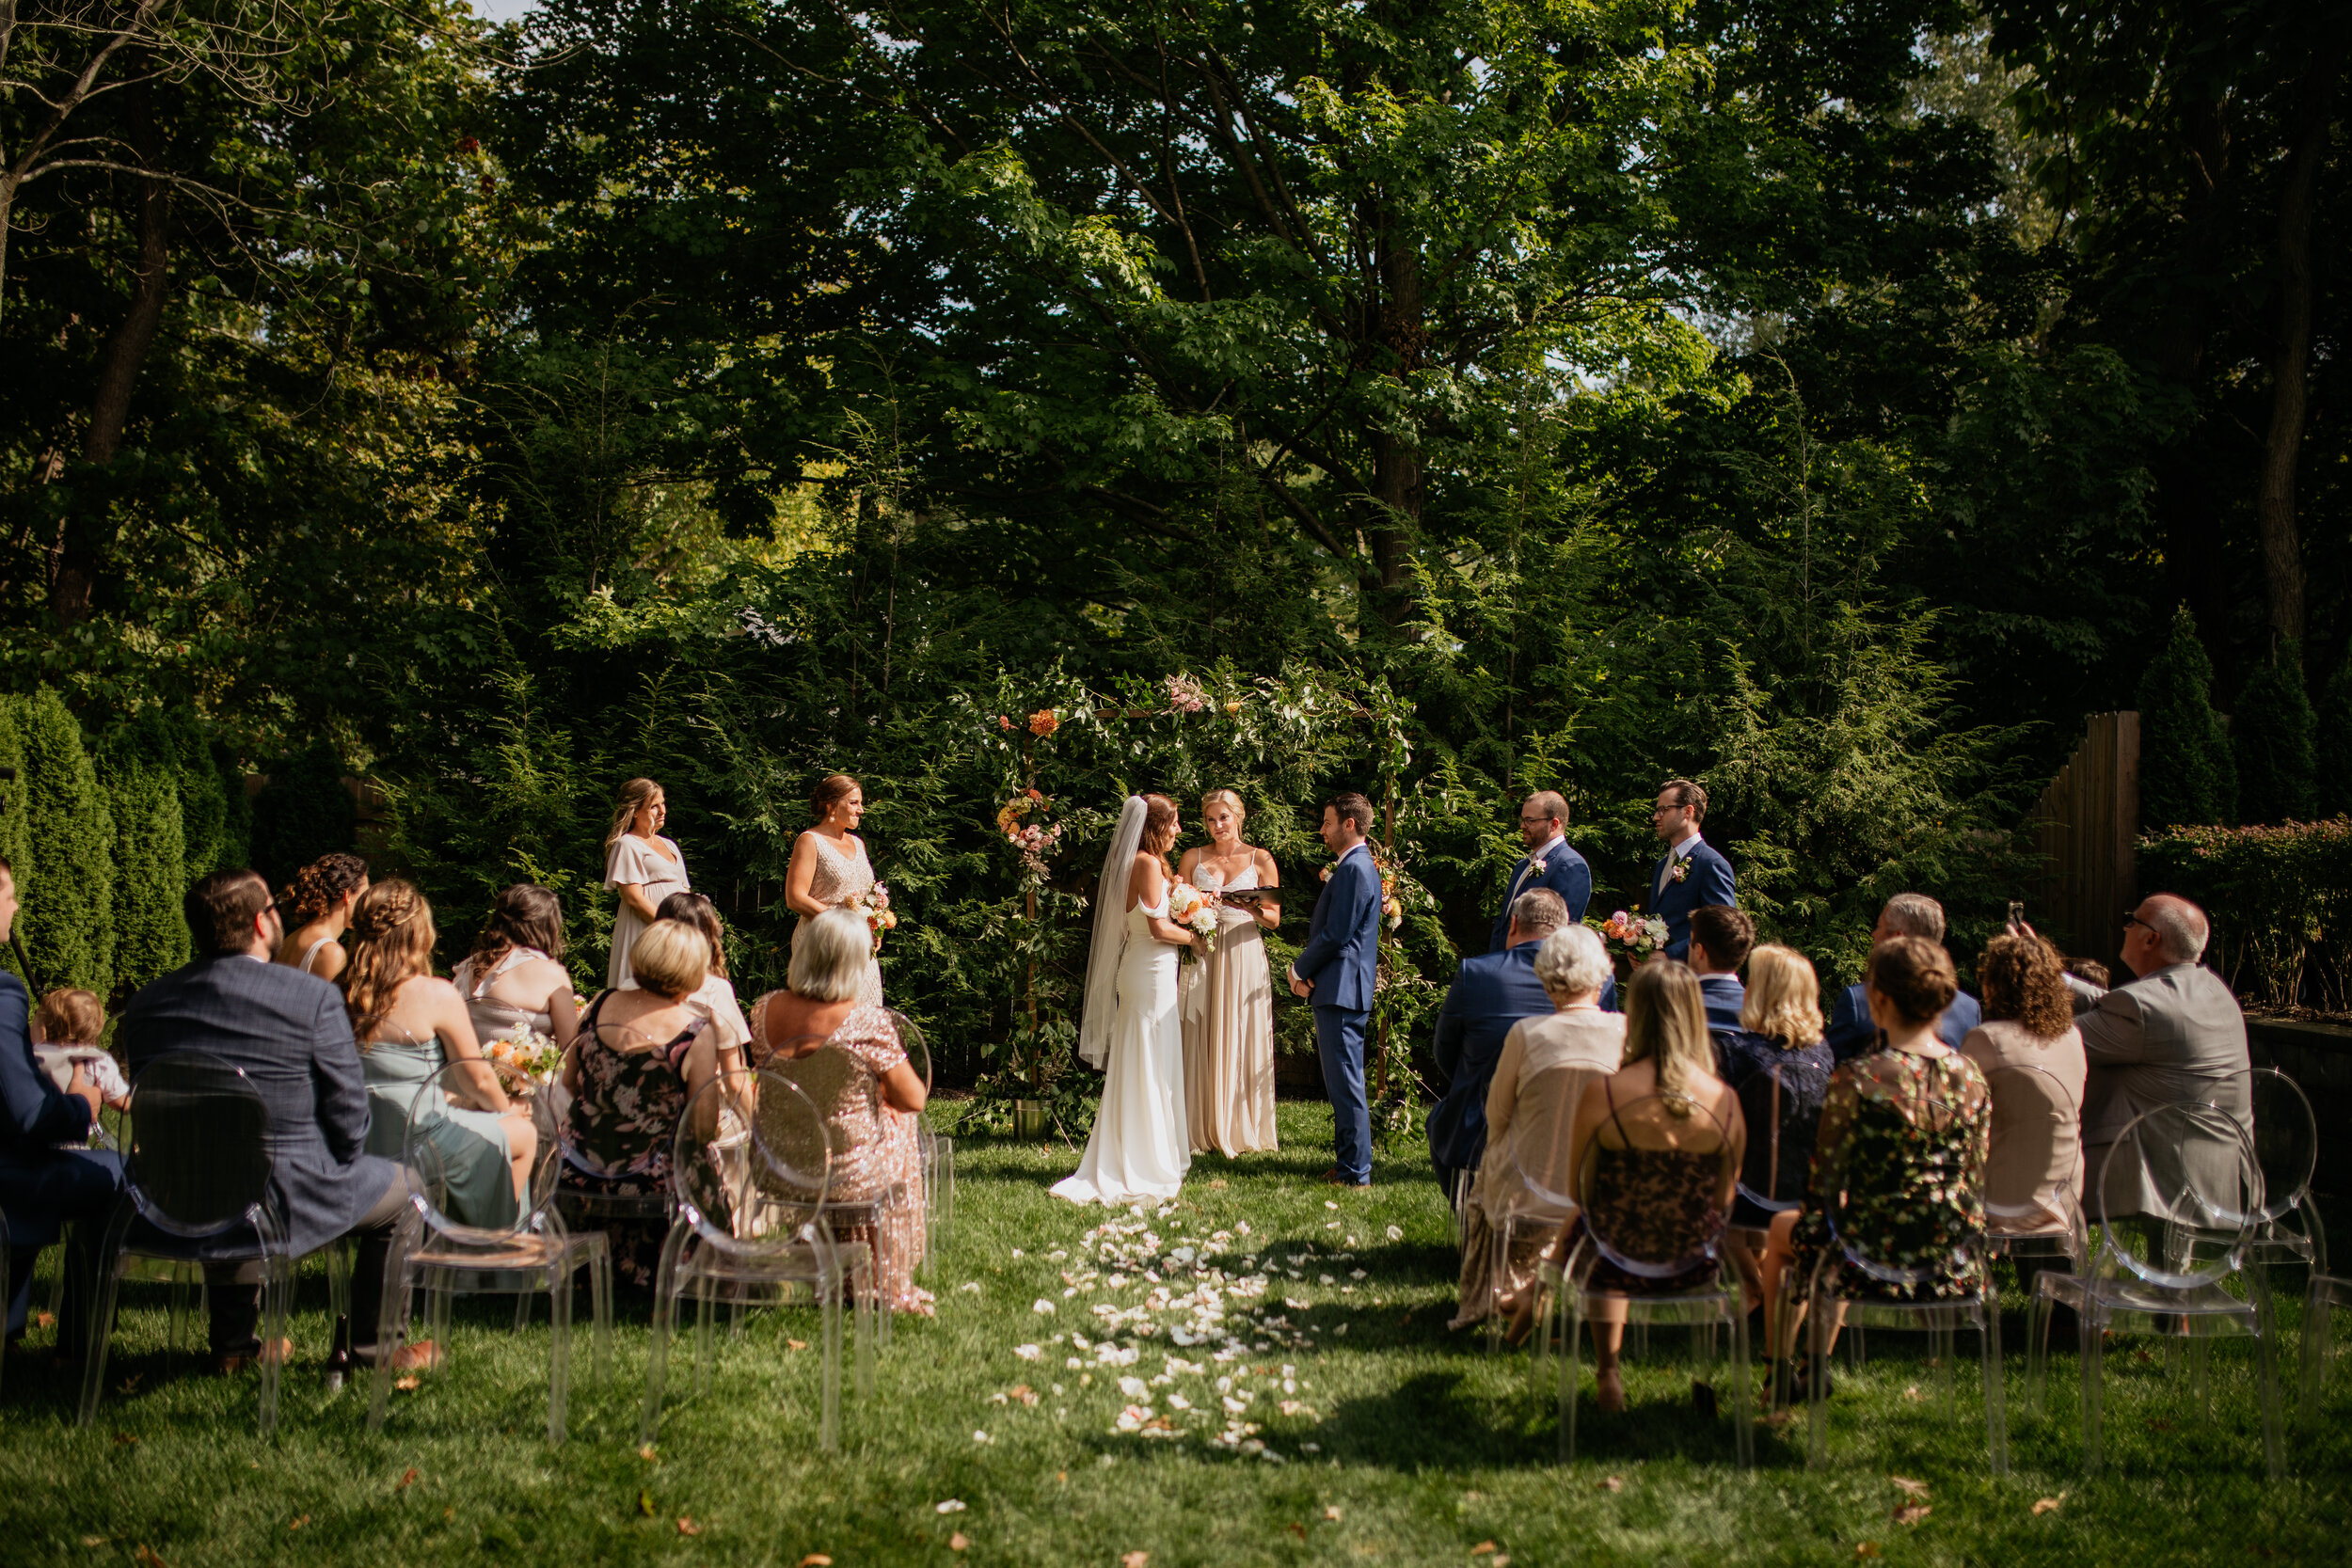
31, 987, 131, 1115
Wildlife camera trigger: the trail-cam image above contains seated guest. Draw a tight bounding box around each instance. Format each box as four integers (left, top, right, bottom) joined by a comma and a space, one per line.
561, 919, 726, 1290
2064, 957, 2109, 990
119, 870, 429, 1373
1487, 791, 1594, 952
748, 907, 930, 1315
1962, 931, 2087, 1235
273, 852, 369, 983
1773, 937, 1991, 1394
1687, 905, 1754, 1037
31, 988, 130, 1115
1717, 944, 1833, 1325
453, 884, 580, 1049
1503, 961, 1744, 1414
344, 881, 535, 1228
1451, 925, 1625, 1328
652, 891, 752, 1070
1428, 888, 1570, 1202
1822, 894, 1981, 1061
2078, 895, 2249, 1218
0, 861, 119, 1350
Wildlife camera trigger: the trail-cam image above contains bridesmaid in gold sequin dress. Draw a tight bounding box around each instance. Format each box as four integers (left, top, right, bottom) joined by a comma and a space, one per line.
785, 773, 886, 1007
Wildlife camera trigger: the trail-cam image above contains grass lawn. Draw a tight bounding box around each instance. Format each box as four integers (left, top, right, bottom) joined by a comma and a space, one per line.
2, 1101, 2344, 1566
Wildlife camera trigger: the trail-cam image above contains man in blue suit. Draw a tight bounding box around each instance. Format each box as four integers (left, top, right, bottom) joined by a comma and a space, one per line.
1487, 791, 1593, 953
1649, 778, 1736, 961
1822, 893, 1983, 1062
1688, 904, 1754, 1037
0, 859, 120, 1352
1289, 792, 1384, 1187
1430, 888, 1570, 1198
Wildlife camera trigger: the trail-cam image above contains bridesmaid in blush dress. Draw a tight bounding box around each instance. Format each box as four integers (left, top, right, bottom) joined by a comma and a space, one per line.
603, 778, 690, 990
785, 772, 886, 1007
1178, 789, 1280, 1157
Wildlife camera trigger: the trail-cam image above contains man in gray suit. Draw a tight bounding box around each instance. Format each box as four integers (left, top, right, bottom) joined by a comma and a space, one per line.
117, 870, 429, 1374
2074, 894, 2251, 1218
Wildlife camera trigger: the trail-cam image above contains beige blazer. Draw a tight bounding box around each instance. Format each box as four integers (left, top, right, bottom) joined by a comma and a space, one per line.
1474, 1006, 1626, 1225
1961, 1019, 2087, 1230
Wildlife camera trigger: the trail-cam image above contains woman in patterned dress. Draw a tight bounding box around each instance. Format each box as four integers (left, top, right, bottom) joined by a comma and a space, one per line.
560, 919, 727, 1290
783, 773, 885, 1007
1774, 935, 1992, 1397
748, 907, 931, 1315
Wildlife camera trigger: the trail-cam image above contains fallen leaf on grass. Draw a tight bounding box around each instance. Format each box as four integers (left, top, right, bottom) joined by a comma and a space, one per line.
81, 1538, 106, 1549
638, 1444, 660, 1464
637, 1490, 655, 1518
1121, 1553, 1150, 1568
443, 1509, 454, 1522
800, 1556, 834, 1567
133, 1548, 167, 1568
1208, 1180, 1228, 1189
1009, 1384, 1039, 1406
787, 1338, 808, 1351
1900, 1385, 1926, 1402
113, 1432, 137, 1448
288, 1517, 310, 1532
949, 1532, 969, 1551
1893, 1504, 1931, 1527
676, 1518, 701, 1537
34, 1311, 55, 1330
1600, 1476, 1624, 1493
1890, 1476, 1930, 1498
2031, 1495, 2067, 1515
394, 1375, 421, 1392
1472, 1542, 1499, 1557
1287, 1524, 1307, 1541
1324, 1506, 1343, 1521
396, 1468, 420, 1492
1854, 1544, 1882, 1560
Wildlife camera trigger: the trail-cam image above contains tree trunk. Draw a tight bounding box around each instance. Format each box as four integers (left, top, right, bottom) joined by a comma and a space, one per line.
53, 173, 171, 624
1367, 230, 1423, 627
2155, 87, 2233, 639
2253, 43, 2343, 661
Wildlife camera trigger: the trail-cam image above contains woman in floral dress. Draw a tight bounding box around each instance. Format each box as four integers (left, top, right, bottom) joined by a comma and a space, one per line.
1778, 935, 1992, 1394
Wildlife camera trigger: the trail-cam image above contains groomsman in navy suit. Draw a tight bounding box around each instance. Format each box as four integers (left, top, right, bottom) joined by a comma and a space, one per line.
1649, 778, 1736, 961
1822, 893, 1982, 1061
1290, 792, 1383, 1187
1487, 791, 1593, 953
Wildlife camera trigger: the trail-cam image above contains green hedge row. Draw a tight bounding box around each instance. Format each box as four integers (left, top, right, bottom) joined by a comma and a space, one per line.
2138, 817, 2352, 1013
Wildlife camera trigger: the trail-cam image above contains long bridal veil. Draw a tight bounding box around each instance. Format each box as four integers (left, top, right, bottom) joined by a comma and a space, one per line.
1076, 795, 1148, 1069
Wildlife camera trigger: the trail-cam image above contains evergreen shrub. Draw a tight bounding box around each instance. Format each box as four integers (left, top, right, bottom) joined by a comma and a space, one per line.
2233, 655, 2318, 825
2315, 655, 2352, 820
2137, 604, 2237, 830
103, 716, 192, 993
2140, 817, 2352, 1012
16, 688, 116, 996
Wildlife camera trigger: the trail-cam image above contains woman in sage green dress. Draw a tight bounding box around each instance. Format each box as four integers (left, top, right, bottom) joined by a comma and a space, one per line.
344, 880, 537, 1228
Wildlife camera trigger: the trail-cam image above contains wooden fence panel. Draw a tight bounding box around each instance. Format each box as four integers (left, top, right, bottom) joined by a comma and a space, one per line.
2025, 711, 2140, 976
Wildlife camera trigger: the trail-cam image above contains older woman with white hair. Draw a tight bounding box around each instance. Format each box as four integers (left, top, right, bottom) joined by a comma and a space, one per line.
747, 907, 930, 1313
1451, 923, 1627, 1328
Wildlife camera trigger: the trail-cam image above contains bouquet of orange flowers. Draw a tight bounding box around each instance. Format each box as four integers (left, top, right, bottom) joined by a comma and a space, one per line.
1167, 879, 1221, 955
1593, 909, 1669, 965
852, 882, 898, 952
484, 1025, 561, 1095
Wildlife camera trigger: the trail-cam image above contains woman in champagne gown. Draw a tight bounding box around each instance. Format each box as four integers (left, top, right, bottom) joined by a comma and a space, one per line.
1179, 789, 1280, 1157
604, 778, 691, 990
786, 772, 886, 1007
1053, 795, 1197, 1204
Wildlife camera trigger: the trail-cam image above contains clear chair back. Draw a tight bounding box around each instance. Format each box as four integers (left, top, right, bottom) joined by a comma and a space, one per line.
1980, 1061, 2080, 1233
122, 1052, 273, 1237
2096, 1101, 2262, 1290
1733, 1061, 1807, 1218
890, 1012, 931, 1094
1574, 1092, 1734, 1281
399, 1058, 546, 1241
670, 1070, 830, 1238
2234, 1068, 2316, 1227
1506, 1064, 1603, 1215
764, 1042, 888, 1189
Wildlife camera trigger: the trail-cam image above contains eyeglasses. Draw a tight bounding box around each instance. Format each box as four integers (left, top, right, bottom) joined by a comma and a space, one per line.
1518, 816, 1557, 826
2122, 910, 2152, 932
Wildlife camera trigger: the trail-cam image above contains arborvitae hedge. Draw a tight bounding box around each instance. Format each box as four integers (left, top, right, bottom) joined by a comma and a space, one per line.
16, 688, 115, 996
2233, 654, 2319, 825
162, 705, 242, 879
2137, 605, 2238, 830
103, 716, 192, 992
2316, 655, 2352, 821
251, 740, 354, 890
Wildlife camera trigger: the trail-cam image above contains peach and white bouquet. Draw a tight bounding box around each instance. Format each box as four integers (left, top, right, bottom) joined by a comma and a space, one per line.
1594, 909, 1669, 964
485, 1024, 562, 1094
1167, 880, 1221, 955
853, 881, 898, 951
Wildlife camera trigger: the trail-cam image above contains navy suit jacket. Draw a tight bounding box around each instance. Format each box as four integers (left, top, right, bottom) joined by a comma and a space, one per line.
1823, 981, 1983, 1063
0, 971, 105, 1246
1427, 943, 1554, 1175
119, 954, 404, 1258
1295, 844, 1380, 1014
1487, 841, 1594, 953
1698, 973, 1746, 1033
1649, 838, 1736, 960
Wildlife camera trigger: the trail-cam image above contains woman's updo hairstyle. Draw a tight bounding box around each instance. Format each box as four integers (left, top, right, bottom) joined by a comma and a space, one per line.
1139, 794, 1180, 859
812, 773, 860, 825
1867, 935, 1960, 1029
280, 852, 368, 926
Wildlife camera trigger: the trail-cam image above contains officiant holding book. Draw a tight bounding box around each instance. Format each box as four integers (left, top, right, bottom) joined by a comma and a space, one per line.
1487, 792, 1591, 952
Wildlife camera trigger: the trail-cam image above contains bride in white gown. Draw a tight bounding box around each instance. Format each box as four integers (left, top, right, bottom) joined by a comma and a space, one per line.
1052, 794, 1199, 1204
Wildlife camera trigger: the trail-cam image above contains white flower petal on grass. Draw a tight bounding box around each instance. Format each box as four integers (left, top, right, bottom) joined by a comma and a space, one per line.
1014, 1344, 1041, 1361
1119, 1376, 1150, 1398
1324, 1201, 1339, 1211
1237, 1222, 1251, 1235
1166, 1393, 1192, 1411
1385, 1225, 1404, 1241
935, 1499, 968, 1514
1032, 1299, 1057, 1315
957, 1282, 982, 1293
1301, 1442, 1322, 1453
972, 1430, 993, 1444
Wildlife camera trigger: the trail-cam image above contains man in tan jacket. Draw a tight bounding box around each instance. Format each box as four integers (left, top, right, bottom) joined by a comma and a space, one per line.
2074, 894, 2251, 1217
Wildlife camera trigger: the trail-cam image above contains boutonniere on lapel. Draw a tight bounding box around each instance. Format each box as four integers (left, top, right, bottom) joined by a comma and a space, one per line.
1528, 856, 1549, 875
1669, 858, 1691, 884
1320, 865, 1333, 883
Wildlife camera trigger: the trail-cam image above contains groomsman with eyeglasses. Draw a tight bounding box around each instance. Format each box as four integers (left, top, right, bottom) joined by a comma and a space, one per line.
1487, 792, 1592, 953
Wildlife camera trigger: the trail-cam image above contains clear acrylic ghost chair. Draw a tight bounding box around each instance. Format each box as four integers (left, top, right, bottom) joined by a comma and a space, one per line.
1533, 1094, 1753, 1466
2302, 1271, 2352, 1423
368, 1059, 612, 1444
761, 1037, 918, 1343
2189, 1069, 2324, 1288
547, 1024, 675, 1247
893, 1013, 954, 1271
1726, 1061, 1811, 1354
79, 1053, 294, 1435
1978, 1062, 2090, 1277
641, 1069, 874, 1449
1484, 1063, 1598, 1364
1787, 1094, 2008, 1474
2027, 1101, 2279, 1478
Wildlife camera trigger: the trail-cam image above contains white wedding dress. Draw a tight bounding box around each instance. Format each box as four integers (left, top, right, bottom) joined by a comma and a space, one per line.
1051, 891, 1192, 1204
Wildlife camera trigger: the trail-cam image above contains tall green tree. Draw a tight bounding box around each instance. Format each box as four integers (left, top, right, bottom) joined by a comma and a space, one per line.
14, 688, 115, 993
2138, 605, 2238, 829
2233, 654, 2319, 823
101, 717, 191, 991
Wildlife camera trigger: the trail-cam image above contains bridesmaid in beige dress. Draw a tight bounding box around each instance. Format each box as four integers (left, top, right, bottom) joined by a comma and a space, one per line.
784, 772, 886, 1007
1178, 788, 1280, 1156
603, 777, 691, 989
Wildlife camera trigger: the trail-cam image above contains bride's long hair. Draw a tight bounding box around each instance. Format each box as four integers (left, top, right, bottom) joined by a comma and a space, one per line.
1139, 794, 1179, 866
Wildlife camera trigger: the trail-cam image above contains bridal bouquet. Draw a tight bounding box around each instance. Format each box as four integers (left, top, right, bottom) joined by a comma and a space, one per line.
1168, 880, 1221, 955
485, 1024, 562, 1094
1594, 909, 1669, 965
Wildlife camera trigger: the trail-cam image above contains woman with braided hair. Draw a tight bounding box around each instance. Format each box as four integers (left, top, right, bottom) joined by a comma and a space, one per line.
272, 852, 370, 983
343, 880, 535, 1227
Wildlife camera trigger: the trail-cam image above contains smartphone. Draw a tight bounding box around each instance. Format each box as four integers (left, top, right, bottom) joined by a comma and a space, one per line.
2007, 899, 2026, 930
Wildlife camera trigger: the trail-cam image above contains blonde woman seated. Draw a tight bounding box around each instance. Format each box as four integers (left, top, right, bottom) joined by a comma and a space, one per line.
1451, 924, 1624, 1329
562, 920, 727, 1289
344, 881, 535, 1229
1504, 961, 1744, 1416
1717, 944, 1835, 1328
748, 906, 930, 1315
